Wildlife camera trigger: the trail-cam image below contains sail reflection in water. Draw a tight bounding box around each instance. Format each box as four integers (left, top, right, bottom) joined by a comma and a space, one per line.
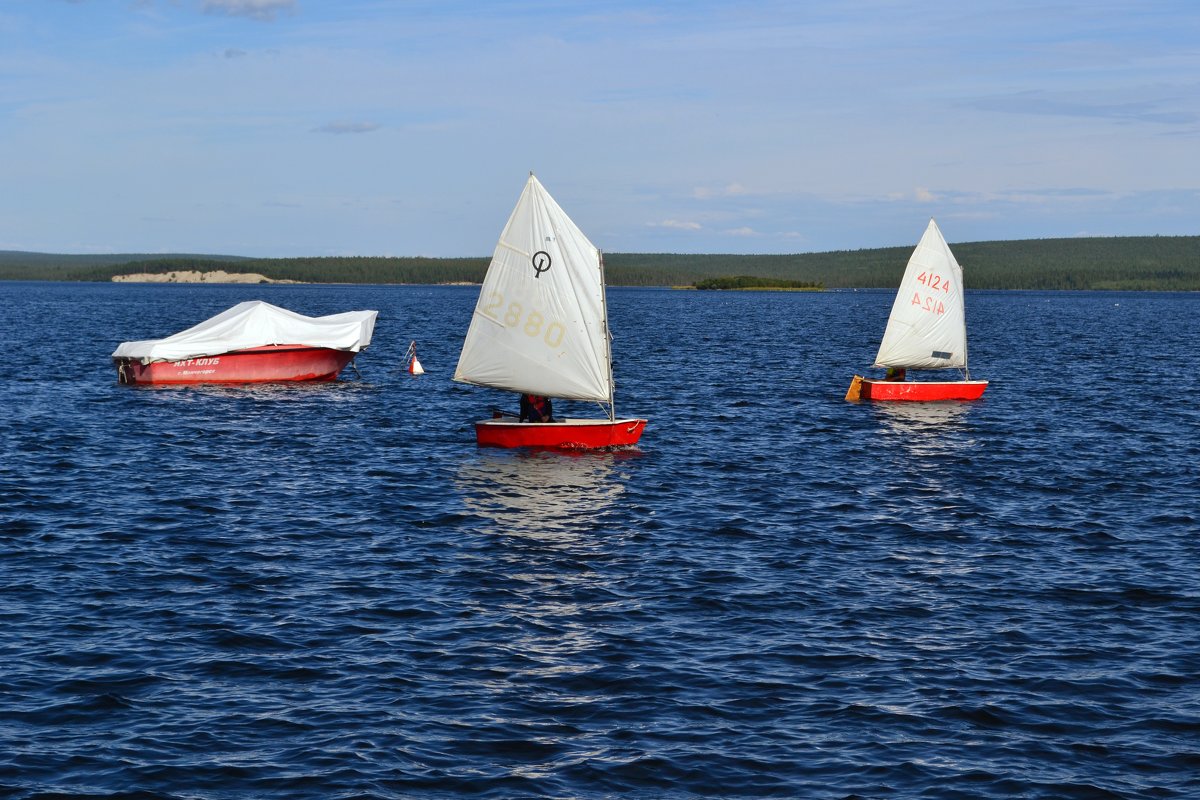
449, 453, 640, 732
866, 402, 982, 529
456, 449, 635, 541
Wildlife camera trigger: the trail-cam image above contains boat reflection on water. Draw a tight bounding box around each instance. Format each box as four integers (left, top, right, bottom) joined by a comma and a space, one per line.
132, 379, 375, 404
867, 401, 989, 559
453, 450, 644, 700
456, 448, 638, 542
871, 401, 976, 457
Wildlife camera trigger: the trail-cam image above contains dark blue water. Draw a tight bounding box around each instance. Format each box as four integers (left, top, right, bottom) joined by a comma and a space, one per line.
1, 281, 1198, 799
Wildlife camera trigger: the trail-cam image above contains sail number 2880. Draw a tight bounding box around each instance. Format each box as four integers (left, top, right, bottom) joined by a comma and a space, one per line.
481, 292, 566, 348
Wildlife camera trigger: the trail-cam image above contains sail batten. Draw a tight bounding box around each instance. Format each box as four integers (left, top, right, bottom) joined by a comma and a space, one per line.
453, 175, 612, 402
497, 239, 531, 258
873, 219, 970, 370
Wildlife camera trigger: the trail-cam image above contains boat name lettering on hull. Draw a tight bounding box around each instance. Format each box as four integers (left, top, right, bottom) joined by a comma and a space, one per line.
175, 357, 221, 367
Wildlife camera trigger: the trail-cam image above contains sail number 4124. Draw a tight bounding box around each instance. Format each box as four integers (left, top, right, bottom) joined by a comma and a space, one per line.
481, 292, 566, 348
911, 271, 950, 315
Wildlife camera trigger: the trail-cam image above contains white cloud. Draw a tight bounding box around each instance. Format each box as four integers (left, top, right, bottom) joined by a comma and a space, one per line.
964, 88, 1200, 127
725, 226, 758, 237
692, 183, 750, 199
650, 219, 702, 230
202, 0, 294, 22
9, 1, 1200, 256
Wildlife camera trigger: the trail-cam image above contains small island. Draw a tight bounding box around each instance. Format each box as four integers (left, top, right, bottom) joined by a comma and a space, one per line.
694, 275, 823, 291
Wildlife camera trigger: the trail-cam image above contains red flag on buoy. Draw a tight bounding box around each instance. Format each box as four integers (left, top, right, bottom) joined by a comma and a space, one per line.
406, 342, 425, 375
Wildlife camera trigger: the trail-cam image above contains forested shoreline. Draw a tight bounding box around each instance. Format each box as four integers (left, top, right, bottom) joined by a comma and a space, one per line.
2, 234, 1197, 290
694, 275, 823, 290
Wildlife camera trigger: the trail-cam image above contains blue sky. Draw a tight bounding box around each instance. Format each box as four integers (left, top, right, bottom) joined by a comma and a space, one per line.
2, 0, 1197, 257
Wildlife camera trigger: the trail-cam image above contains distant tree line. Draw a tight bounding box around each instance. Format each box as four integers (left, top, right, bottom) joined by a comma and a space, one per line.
604, 236, 1200, 290
2, 235, 1198, 290
0, 251, 249, 281
694, 275, 823, 290
49, 255, 491, 285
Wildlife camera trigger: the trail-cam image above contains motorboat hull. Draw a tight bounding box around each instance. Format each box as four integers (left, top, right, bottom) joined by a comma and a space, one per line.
474, 418, 647, 449
848, 375, 988, 401
115, 345, 357, 385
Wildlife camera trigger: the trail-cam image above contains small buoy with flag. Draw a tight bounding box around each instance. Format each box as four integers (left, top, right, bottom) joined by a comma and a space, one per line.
405, 341, 425, 375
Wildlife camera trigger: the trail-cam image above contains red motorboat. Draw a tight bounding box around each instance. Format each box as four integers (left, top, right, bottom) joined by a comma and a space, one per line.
474, 418, 648, 449
116, 344, 358, 385
113, 300, 377, 386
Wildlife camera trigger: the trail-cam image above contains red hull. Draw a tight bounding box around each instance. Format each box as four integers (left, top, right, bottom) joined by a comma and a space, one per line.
851, 376, 988, 401
115, 345, 357, 385
475, 418, 647, 450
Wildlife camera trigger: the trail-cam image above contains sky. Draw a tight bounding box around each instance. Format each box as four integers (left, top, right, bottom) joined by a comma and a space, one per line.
1, 0, 1198, 257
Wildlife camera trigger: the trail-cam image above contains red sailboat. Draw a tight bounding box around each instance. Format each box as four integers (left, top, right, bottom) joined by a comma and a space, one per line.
453, 174, 646, 449
847, 220, 987, 402
112, 300, 377, 385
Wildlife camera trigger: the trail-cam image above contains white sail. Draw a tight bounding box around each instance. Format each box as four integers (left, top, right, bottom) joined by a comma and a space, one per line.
873, 219, 969, 370
453, 175, 611, 402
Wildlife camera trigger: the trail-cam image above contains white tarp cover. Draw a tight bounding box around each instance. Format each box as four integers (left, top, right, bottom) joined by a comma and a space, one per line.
453, 174, 611, 402
112, 300, 378, 363
874, 219, 969, 370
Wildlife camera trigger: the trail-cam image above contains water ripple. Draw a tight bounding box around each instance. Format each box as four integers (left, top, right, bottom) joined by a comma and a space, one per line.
0, 284, 1198, 798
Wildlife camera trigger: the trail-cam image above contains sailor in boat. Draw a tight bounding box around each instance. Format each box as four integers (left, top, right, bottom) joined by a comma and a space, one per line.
885, 367, 907, 382
519, 394, 555, 423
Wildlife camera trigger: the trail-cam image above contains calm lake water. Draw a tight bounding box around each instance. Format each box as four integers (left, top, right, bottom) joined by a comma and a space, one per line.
1, 281, 1198, 799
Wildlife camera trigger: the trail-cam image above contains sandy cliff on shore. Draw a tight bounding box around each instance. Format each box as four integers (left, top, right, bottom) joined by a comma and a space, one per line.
111, 270, 299, 284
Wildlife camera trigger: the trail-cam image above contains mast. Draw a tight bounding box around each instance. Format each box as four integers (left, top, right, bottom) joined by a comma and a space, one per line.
962, 265, 972, 380
963, 324, 971, 380
599, 249, 616, 422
